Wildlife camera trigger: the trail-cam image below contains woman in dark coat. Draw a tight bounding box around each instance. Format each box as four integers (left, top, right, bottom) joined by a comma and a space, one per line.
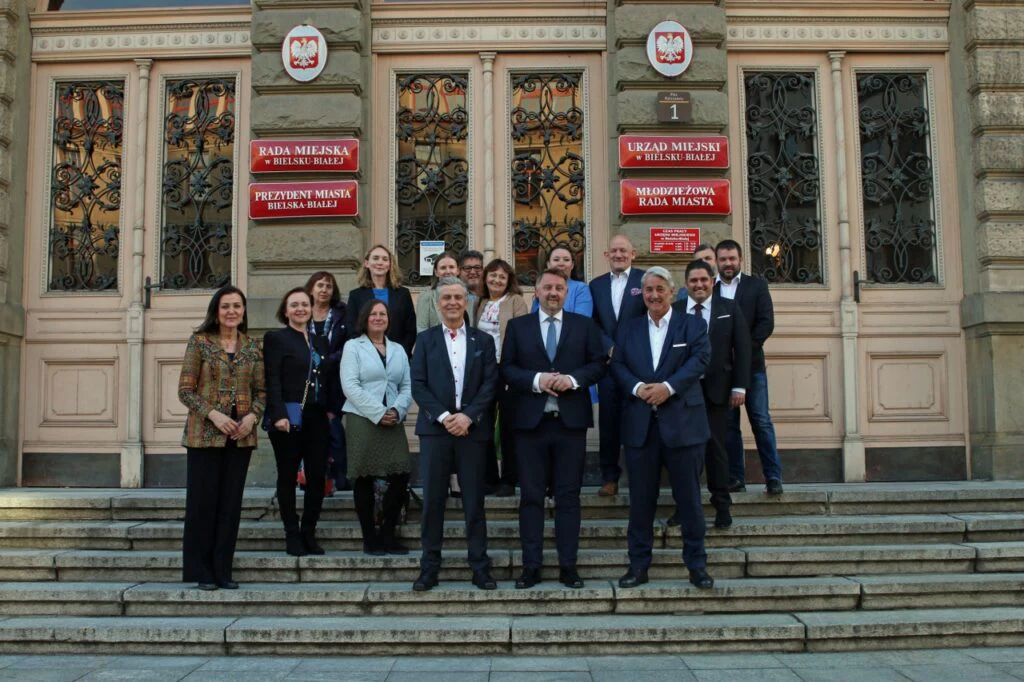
345, 244, 416, 357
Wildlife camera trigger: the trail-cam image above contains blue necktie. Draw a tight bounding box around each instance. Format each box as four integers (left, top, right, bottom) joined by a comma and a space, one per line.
545, 317, 558, 362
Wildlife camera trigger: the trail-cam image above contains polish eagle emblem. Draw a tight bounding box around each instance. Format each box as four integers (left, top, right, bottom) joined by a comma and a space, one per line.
289, 37, 320, 69
655, 32, 686, 64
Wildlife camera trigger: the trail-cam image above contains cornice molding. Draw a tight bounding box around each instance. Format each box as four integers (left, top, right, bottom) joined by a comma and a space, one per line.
727, 23, 949, 51
32, 27, 251, 61
373, 22, 605, 52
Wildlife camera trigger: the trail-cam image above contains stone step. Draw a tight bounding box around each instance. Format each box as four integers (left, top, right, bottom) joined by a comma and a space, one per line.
0, 513, 1003, 551
965, 541, 1024, 572
856, 573, 1024, 610
744, 543, 977, 577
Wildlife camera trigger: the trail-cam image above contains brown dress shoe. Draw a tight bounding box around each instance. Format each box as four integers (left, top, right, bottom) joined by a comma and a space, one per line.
598, 482, 618, 497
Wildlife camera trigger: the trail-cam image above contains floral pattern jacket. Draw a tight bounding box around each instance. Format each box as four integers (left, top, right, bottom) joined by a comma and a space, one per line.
178, 332, 267, 449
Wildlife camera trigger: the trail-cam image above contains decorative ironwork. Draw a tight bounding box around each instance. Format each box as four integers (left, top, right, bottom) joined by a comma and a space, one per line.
49, 81, 124, 292
394, 73, 469, 286
744, 72, 823, 284
510, 72, 586, 285
160, 77, 236, 290
858, 73, 937, 284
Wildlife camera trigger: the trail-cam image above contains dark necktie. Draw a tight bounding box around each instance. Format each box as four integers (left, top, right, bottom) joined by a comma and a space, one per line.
693, 303, 704, 318
545, 317, 558, 362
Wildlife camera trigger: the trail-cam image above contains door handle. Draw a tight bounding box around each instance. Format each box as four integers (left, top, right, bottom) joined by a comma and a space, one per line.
853, 271, 870, 304
143, 276, 160, 309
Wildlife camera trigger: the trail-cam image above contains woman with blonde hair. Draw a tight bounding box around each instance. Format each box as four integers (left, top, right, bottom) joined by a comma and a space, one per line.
345, 244, 416, 357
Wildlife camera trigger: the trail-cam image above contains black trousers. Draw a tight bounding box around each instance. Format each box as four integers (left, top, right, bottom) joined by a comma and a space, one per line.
515, 415, 587, 570
485, 398, 518, 487
419, 434, 489, 573
705, 402, 733, 511
268, 404, 330, 532
182, 442, 252, 584
597, 375, 625, 484
353, 473, 409, 542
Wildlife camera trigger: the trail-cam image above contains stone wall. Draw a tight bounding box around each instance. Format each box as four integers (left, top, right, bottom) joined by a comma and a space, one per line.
0, 0, 28, 486
951, 0, 1024, 478
606, 0, 728, 280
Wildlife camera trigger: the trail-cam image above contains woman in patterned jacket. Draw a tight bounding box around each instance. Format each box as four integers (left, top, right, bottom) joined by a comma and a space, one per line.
178, 285, 266, 591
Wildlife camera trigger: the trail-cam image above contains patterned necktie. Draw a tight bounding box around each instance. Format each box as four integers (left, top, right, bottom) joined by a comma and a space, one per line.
545, 317, 558, 362
693, 303, 703, 318
448, 328, 458, 341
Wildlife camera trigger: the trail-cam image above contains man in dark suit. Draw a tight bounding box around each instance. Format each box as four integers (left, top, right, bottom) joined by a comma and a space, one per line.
410, 277, 499, 591
501, 268, 606, 589
611, 266, 714, 590
674, 259, 752, 529
589, 235, 646, 496
714, 239, 783, 494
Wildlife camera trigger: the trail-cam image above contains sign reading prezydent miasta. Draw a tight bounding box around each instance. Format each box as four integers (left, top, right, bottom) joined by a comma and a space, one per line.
619, 135, 729, 169
250, 139, 359, 173
620, 180, 731, 216
249, 181, 358, 220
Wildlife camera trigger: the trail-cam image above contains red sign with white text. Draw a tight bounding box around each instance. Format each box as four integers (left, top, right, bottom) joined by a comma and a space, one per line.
250, 139, 359, 173
650, 227, 701, 254
620, 179, 731, 216
619, 135, 729, 169
249, 181, 358, 220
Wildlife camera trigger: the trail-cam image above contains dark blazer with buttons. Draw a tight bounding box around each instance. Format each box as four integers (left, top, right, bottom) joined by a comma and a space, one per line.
263, 327, 331, 423
589, 268, 647, 354
672, 295, 751, 406
715, 274, 773, 373
611, 311, 711, 449
411, 324, 498, 443
500, 311, 607, 431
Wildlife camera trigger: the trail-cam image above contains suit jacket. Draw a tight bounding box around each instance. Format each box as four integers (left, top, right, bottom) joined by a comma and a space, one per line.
590, 268, 647, 353
611, 311, 711, 449
672, 296, 751, 406
500, 311, 607, 431
263, 326, 331, 423
345, 286, 417, 357
715, 274, 774, 373
530, 279, 593, 317
340, 335, 413, 425
411, 324, 498, 442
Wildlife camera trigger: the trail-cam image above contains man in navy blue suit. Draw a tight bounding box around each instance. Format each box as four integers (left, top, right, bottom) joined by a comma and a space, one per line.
410, 277, 499, 592
501, 268, 606, 589
611, 266, 714, 589
589, 235, 646, 496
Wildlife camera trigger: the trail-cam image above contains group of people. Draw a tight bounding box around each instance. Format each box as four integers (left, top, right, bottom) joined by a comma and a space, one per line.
176, 237, 783, 593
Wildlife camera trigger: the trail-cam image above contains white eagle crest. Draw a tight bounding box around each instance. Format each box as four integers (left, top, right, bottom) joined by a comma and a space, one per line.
290, 37, 319, 69
656, 33, 685, 63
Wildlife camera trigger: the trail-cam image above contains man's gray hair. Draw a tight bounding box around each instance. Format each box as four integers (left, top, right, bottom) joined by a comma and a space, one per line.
435, 276, 468, 297
641, 266, 676, 290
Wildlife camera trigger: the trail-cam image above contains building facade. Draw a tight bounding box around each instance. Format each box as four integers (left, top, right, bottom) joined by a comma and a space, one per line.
1, 0, 1020, 487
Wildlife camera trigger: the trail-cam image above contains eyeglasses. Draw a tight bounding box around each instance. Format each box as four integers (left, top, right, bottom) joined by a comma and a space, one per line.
461, 265, 483, 272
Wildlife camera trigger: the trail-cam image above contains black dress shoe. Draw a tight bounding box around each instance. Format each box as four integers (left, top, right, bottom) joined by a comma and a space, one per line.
728, 479, 747, 493
618, 568, 649, 588
472, 569, 497, 590
285, 532, 307, 557
714, 507, 733, 529
216, 580, 239, 590
362, 539, 387, 556
196, 582, 218, 591
412, 570, 438, 592
515, 567, 542, 589
766, 479, 784, 495
689, 568, 714, 589
559, 568, 584, 589
301, 528, 326, 555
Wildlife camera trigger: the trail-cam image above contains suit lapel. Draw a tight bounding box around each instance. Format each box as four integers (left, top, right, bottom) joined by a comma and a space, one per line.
625, 269, 644, 318
436, 327, 456, 389
596, 276, 614, 325
464, 328, 478, 379
553, 313, 571, 362
637, 317, 655, 374
654, 314, 678, 376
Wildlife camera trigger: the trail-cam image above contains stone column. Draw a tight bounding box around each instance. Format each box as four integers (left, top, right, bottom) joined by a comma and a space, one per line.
480, 51, 496, 262
608, 2, 729, 281
0, 0, 29, 485
951, 1, 1024, 478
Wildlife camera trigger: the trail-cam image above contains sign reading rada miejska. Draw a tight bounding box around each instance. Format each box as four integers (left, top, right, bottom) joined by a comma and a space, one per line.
249, 181, 358, 220
250, 139, 359, 173
620, 179, 731, 216
619, 135, 729, 169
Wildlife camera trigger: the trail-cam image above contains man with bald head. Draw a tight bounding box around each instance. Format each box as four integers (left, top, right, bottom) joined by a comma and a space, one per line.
589, 235, 646, 496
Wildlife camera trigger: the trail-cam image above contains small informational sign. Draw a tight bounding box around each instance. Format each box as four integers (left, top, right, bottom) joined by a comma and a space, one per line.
650, 227, 701, 254
647, 20, 693, 78
282, 25, 328, 83
620, 179, 731, 216
419, 241, 446, 276
619, 135, 729, 169
249, 180, 358, 220
250, 139, 359, 174
657, 91, 692, 123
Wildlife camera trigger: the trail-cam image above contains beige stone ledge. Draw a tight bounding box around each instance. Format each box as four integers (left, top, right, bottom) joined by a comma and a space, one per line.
251, 8, 362, 48
246, 223, 364, 267
615, 45, 726, 88
615, 89, 729, 129
974, 177, 1024, 217
968, 48, 1024, 91
967, 6, 1024, 48
252, 48, 362, 93
31, 28, 250, 61
614, 5, 725, 45
974, 134, 1024, 172
971, 91, 1024, 130
977, 221, 1024, 261
728, 22, 948, 51
372, 23, 604, 53
250, 92, 363, 135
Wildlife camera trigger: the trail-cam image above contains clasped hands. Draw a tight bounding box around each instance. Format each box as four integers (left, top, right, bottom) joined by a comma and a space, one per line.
537, 372, 576, 397
209, 410, 258, 439
442, 412, 473, 437
636, 383, 672, 406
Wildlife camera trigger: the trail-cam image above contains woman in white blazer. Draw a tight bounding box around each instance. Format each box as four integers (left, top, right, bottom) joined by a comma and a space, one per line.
341, 299, 413, 555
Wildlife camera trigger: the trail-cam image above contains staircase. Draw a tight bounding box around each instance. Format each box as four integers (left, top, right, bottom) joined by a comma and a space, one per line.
0, 483, 1023, 655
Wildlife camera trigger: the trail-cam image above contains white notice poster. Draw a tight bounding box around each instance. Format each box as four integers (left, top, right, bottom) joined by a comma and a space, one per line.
419, 241, 446, 276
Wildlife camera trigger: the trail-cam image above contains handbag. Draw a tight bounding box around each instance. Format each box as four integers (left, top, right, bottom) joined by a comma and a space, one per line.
263, 338, 314, 432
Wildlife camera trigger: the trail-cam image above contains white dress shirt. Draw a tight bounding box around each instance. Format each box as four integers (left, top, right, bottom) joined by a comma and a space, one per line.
632, 309, 676, 399
532, 309, 578, 411
436, 323, 466, 423
716, 272, 741, 300
610, 267, 631, 319
685, 296, 745, 396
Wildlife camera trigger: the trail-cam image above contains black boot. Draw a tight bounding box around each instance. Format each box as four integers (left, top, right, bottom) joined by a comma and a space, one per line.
284, 526, 307, 557
301, 525, 325, 555
354, 476, 385, 556
379, 473, 410, 555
